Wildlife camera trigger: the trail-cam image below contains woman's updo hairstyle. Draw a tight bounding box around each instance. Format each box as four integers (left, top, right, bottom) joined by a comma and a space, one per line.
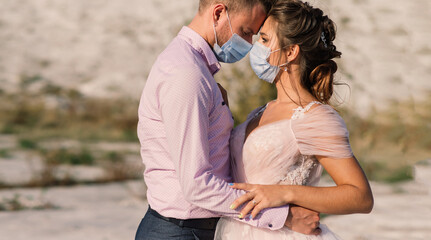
269, 0, 341, 104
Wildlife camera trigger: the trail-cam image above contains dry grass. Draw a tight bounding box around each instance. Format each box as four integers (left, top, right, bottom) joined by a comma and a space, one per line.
41, 148, 95, 166
0, 149, 11, 158
1, 74, 430, 185
21, 149, 140, 188
0, 193, 58, 212
0, 78, 139, 142
216, 65, 277, 126
340, 94, 431, 182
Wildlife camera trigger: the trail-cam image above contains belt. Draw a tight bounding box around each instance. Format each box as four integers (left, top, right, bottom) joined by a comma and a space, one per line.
148, 206, 220, 230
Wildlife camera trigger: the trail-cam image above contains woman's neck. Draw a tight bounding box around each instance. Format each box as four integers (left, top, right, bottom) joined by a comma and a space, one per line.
274, 71, 316, 106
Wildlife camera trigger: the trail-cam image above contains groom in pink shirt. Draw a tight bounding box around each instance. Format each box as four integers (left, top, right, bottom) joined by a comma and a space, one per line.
136, 1, 321, 239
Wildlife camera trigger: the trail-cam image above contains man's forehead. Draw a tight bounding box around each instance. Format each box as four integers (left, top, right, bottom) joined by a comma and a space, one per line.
234, 5, 266, 32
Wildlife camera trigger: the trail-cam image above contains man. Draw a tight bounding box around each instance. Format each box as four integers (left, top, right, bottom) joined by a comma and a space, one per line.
136, 1, 321, 239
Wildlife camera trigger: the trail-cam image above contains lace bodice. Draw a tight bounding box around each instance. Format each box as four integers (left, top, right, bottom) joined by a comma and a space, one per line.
229, 101, 353, 187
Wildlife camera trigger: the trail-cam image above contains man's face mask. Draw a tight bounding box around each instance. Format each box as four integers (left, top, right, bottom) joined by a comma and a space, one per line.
212, 9, 252, 63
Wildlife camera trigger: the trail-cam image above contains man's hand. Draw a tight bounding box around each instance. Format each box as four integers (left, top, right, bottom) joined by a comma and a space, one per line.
285, 204, 321, 235
217, 83, 229, 107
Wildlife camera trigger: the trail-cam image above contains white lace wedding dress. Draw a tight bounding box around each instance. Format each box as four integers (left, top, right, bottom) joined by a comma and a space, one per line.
214, 102, 353, 240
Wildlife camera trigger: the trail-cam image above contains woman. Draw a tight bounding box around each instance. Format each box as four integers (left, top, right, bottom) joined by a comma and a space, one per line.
214, 0, 373, 239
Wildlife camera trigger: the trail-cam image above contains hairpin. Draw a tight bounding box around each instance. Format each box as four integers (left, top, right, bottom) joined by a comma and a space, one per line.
321, 32, 328, 48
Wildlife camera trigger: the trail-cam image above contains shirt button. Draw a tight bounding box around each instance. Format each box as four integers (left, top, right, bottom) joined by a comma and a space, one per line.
268, 223, 273, 228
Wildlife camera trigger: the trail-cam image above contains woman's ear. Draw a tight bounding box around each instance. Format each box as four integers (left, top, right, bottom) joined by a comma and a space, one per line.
287, 45, 300, 62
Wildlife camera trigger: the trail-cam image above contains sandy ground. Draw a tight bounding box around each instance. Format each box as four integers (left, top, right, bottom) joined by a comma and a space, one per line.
0, 135, 143, 186
0, 0, 198, 98
1, 136, 429, 239
1, 175, 430, 240
320, 176, 431, 240
0, 181, 148, 240
314, 0, 431, 113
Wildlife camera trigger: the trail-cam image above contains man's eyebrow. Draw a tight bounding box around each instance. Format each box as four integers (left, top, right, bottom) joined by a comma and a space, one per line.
260, 31, 268, 37
248, 27, 257, 35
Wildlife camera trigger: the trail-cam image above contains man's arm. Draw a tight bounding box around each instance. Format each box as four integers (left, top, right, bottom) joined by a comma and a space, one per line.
159, 67, 288, 230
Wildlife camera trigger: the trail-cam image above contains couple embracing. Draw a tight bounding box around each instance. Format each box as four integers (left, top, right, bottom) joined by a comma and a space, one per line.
135, 0, 373, 239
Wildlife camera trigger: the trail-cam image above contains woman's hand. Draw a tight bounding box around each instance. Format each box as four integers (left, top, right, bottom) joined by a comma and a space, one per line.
229, 183, 291, 219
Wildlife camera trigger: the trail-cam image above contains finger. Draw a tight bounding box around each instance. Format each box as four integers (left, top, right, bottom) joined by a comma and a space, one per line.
305, 217, 320, 228
230, 191, 255, 210
311, 221, 320, 229
306, 214, 320, 225
229, 183, 255, 191
311, 227, 322, 236
250, 202, 266, 219
304, 210, 320, 221
239, 199, 258, 219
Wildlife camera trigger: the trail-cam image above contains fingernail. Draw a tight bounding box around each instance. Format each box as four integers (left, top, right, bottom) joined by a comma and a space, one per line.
238, 213, 243, 219
247, 215, 253, 220
228, 183, 234, 186
229, 204, 235, 209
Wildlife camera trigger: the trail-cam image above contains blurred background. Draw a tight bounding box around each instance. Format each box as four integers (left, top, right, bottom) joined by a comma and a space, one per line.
0, 0, 430, 239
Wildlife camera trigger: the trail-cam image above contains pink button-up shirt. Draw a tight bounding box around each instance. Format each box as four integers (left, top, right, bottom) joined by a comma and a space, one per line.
138, 26, 288, 230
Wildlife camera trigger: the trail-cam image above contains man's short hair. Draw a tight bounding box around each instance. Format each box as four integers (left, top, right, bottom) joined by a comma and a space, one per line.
199, 0, 277, 15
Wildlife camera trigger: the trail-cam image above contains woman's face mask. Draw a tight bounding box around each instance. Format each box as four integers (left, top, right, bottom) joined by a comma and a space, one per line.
249, 41, 288, 84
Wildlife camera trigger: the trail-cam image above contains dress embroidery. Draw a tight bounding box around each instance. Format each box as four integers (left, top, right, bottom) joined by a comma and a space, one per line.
280, 155, 317, 185
291, 101, 321, 120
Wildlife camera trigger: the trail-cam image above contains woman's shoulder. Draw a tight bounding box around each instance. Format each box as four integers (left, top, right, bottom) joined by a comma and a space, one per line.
292, 103, 353, 158
304, 104, 345, 123
292, 103, 349, 135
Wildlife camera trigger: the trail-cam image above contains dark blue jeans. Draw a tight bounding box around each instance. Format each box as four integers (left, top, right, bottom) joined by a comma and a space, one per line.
135, 208, 216, 240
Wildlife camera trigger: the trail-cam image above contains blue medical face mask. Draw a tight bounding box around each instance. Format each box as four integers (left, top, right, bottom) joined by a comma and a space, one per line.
249, 41, 288, 83
213, 10, 252, 63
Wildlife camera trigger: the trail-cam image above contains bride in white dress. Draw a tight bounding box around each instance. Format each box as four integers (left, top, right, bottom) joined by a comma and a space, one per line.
214, 0, 373, 239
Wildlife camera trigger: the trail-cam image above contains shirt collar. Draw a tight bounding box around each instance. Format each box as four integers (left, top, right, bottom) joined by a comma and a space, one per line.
178, 26, 221, 75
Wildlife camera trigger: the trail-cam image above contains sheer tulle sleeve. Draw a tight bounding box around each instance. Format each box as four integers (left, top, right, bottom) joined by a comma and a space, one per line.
291, 105, 353, 159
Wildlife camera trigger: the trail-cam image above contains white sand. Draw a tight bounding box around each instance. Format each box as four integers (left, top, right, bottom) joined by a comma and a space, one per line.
0, 179, 430, 240
0, 0, 198, 98
319, 177, 431, 240
0, 0, 430, 114
0, 181, 148, 240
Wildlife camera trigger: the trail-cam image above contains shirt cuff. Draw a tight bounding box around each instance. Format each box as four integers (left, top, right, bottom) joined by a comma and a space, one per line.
257, 204, 290, 230
236, 204, 289, 230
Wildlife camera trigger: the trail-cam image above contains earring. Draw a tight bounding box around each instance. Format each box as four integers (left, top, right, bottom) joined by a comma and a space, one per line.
279, 61, 289, 72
